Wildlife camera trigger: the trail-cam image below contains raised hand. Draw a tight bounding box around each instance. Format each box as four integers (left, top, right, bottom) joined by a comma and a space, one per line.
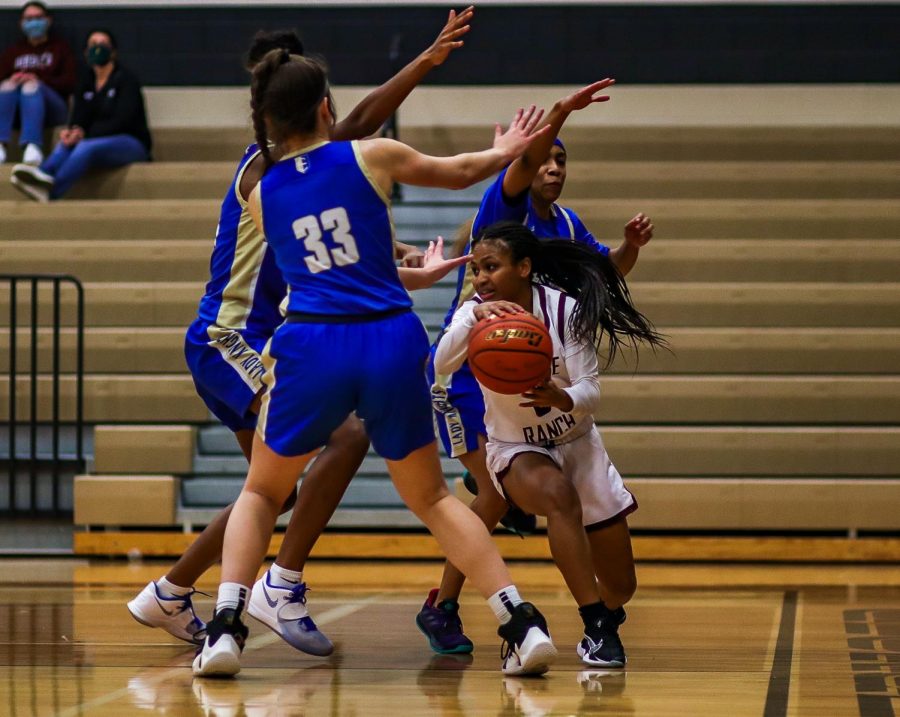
558, 78, 616, 114
492, 105, 551, 161
423, 236, 472, 278
624, 213, 653, 248
423, 6, 474, 67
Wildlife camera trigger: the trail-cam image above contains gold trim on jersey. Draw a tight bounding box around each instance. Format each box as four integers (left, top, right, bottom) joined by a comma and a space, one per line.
255, 335, 277, 441
350, 139, 398, 254
214, 148, 267, 332
280, 140, 330, 162
205, 326, 266, 393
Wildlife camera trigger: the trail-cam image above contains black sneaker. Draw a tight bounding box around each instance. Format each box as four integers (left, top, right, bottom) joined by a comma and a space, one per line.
415, 588, 474, 654
192, 608, 249, 677
497, 602, 557, 675
462, 470, 537, 536
577, 606, 627, 668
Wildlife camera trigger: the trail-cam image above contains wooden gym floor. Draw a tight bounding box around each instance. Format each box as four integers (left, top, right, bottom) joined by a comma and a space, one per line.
1, 559, 898, 716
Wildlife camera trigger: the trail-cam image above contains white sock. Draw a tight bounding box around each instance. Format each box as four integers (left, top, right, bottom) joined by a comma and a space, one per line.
156, 576, 191, 598
216, 582, 250, 613
488, 585, 523, 625
269, 563, 302, 588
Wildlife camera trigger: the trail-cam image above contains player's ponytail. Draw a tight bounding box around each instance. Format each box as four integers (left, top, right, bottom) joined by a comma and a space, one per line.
473, 221, 666, 366
250, 49, 331, 170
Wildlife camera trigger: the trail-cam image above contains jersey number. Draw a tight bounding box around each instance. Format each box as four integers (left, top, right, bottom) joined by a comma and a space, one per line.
292, 207, 360, 274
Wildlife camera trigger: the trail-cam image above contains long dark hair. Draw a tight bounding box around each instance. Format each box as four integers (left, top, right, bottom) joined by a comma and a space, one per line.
245, 29, 304, 70
474, 221, 666, 365
249, 49, 332, 168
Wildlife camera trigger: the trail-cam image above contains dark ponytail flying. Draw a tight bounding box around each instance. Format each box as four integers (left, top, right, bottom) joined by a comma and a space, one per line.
474, 221, 667, 366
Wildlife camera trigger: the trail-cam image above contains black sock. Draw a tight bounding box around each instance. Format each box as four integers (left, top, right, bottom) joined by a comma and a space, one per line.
578, 600, 610, 631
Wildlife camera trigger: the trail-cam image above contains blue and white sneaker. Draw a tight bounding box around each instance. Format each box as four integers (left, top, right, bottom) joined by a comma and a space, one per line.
247, 571, 333, 656
127, 581, 206, 644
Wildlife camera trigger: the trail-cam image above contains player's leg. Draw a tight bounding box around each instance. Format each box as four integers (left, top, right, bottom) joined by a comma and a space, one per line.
567, 429, 639, 668
367, 314, 556, 675
194, 435, 316, 677
248, 414, 369, 656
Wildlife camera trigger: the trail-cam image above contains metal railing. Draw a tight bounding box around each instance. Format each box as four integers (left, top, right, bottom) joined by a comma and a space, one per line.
1, 274, 84, 515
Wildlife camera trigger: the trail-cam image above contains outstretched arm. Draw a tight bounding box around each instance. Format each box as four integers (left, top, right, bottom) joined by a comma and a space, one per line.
501, 79, 615, 198
331, 6, 474, 141
361, 106, 550, 194
398, 236, 472, 291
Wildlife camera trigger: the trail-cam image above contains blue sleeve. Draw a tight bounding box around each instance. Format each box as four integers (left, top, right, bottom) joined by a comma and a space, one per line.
569, 209, 610, 256
471, 167, 529, 236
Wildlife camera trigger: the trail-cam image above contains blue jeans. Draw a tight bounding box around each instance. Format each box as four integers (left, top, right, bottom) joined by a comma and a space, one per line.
40, 134, 149, 199
0, 81, 68, 147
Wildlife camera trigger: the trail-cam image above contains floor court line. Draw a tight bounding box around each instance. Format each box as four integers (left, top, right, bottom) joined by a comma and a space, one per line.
53, 593, 385, 717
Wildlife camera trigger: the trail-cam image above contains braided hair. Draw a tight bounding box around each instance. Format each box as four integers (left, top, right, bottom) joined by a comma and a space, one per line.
473, 221, 666, 366
249, 49, 332, 169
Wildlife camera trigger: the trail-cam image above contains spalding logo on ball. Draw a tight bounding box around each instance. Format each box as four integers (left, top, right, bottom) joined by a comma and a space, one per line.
467, 313, 553, 394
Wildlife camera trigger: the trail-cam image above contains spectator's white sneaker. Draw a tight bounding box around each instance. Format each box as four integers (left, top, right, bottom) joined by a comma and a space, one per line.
10, 163, 53, 203
22, 143, 43, 165
0, 144, 7, 163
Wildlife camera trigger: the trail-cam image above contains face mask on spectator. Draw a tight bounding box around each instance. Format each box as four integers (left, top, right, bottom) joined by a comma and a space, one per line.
87, 44, 113, 67
21, 17, 50, 39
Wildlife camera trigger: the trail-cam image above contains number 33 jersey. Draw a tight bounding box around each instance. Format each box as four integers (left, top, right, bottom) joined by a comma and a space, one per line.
258, 140, 412, 317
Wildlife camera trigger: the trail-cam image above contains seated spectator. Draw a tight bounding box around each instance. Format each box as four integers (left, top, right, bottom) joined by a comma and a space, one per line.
10, 27, 151, 202
0, 1, 76, 165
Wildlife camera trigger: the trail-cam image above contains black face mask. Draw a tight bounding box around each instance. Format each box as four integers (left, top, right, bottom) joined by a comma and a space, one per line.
87, 44, 112, 67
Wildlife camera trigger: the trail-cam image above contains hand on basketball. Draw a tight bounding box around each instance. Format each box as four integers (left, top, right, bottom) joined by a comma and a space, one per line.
558, 78, 616, 114
519, 378, 574, 412
473, 300, 526, 321
423, 6, 474, 67
493, 106, 551, 161
624, 213, 653, 248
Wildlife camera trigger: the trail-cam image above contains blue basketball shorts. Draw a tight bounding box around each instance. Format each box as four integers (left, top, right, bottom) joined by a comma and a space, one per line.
184, 319, 268, 432
257, 311, 436, 460
427, 345, 486, 458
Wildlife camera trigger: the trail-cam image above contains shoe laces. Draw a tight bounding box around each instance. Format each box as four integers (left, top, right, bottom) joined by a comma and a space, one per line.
286, 582, 309, 605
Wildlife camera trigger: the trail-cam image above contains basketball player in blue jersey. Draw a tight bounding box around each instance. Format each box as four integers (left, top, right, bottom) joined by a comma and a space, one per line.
418, 81, 655, 658
192, 49, 560, 678
128, 10, 475, 657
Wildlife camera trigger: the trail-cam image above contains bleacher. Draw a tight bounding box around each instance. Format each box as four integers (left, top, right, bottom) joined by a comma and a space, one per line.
2, 89, 899, 560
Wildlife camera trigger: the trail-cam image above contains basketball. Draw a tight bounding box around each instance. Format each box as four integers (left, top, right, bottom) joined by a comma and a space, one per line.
467, 313, 553, 394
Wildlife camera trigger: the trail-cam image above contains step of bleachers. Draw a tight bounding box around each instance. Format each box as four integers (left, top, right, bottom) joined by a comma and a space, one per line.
5, 326, 899, 375
6, 238, 900, 283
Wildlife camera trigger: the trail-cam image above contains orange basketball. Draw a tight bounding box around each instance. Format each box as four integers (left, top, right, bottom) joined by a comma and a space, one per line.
467, 313, 553, 394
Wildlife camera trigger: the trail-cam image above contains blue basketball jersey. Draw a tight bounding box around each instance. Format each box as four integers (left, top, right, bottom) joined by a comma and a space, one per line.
196, 143, 286, 337
441, 166, 610, 328
258, 140, 411, 316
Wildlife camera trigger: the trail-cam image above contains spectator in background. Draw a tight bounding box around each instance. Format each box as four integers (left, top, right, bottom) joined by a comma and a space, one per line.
10, 27, 150, 202
0, 1, 76, 165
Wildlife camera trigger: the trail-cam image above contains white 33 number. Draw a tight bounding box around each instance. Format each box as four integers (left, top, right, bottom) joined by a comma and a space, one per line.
292, 207, 360, 274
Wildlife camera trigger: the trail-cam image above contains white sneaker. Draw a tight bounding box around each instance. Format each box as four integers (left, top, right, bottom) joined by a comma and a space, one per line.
127, 581, 207, 644
192, 609, 248, 678
22, 143, 43, 165
497, 602, 558, 676
0, 144, 6, 163
247, 571, 334, 656
10, 163, 53, 203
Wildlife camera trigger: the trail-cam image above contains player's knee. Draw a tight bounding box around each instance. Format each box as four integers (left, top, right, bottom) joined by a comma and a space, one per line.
542, 478, 582, 519
469, 489, 507, 526
606, 570, 637, 606
329, 415, 369, 456
21, 80, 40, 94
404, 481, 451, 517
0, 79, 17, 92
243, 484, 288, 514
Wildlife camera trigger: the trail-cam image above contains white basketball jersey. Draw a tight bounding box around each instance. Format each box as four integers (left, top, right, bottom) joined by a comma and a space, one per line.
434, 283, 601, 446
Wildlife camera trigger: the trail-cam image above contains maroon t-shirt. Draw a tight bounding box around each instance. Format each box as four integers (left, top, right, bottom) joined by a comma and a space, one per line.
0, 34, 77, 98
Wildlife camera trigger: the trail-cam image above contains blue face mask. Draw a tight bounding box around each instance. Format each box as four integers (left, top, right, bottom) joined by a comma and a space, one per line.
21, 17, 49, 40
